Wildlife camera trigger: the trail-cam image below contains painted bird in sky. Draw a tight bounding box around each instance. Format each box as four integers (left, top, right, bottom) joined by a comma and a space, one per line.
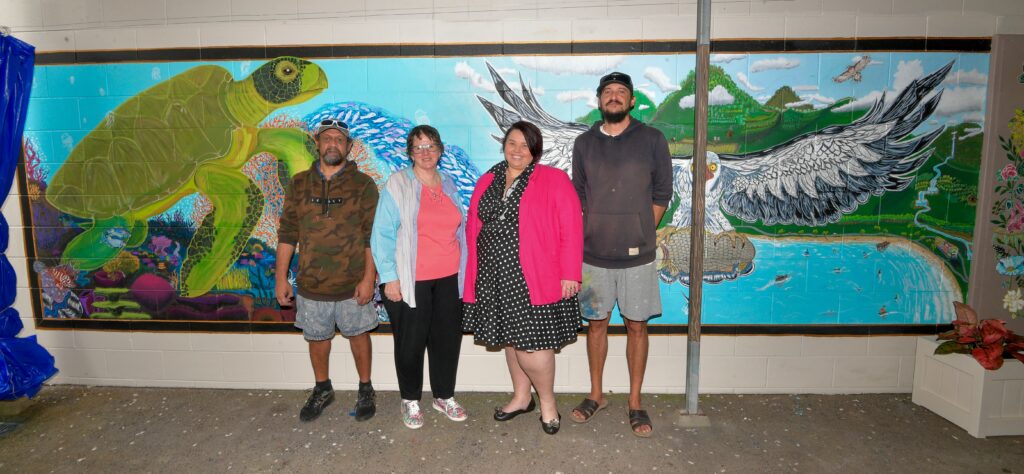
477, 60, 953, 235
833, 54, 874, 83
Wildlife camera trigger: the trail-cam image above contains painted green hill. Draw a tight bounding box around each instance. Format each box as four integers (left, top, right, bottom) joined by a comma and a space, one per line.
765, 86, 811, 111
651, 65, 762, 126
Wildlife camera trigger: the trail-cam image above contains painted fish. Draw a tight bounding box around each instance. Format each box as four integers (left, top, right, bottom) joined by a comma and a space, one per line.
304, 102, 481, 207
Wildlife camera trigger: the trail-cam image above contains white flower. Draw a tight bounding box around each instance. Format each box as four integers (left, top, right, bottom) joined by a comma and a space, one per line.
1003, 288, 1024, 313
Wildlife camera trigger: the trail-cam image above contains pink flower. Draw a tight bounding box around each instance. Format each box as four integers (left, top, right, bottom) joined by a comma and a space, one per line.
1009, 202, 1024, 234
1003, 164, 1019, 180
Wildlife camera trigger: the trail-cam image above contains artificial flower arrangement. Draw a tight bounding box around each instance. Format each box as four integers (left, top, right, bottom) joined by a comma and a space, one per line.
935, 302, 1024, 370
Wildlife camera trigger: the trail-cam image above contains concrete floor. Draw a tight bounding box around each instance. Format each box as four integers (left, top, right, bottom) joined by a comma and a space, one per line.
1, 386, 1022, 473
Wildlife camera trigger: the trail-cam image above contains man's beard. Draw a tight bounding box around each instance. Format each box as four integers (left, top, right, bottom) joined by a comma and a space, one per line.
321, 149, 347, 166
600, 109, 630, 123
599, 101, 631, 124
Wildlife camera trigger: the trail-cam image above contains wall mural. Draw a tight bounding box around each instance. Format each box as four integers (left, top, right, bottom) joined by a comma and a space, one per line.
993, 108, 1024, 318
19, 51, 989, 328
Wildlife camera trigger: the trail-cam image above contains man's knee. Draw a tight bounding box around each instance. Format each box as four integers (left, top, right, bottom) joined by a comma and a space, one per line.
623, 318, 648, 336
587, 316, 610, 335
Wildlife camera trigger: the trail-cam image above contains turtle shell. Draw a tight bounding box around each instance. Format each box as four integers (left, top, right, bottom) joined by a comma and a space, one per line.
47, 65, 243, 219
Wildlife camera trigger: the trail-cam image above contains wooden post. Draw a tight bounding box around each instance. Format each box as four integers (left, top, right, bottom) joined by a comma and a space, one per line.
682, 0, 711, 422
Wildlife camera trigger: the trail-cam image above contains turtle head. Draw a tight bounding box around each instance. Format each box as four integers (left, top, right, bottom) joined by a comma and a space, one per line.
248, 56, 328, 111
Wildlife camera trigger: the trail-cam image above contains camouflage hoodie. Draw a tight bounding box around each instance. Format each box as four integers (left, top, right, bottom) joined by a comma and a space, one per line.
278, 162, 378, 301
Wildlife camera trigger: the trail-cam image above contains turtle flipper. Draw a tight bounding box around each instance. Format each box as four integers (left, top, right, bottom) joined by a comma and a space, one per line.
253, 127, 317, 177
125, 219, 149, 248
62, 216, 132, 271
179, 164, 264, 297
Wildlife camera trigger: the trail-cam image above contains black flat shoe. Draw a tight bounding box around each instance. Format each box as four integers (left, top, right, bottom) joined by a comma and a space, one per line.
540, 413, 561, 435
493, 397, 536, 421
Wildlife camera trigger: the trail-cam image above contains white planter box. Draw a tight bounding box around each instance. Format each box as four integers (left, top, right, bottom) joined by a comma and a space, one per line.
912, 336, 1024, 438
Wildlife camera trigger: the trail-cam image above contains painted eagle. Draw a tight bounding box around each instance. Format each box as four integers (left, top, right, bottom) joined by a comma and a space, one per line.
477, 60, 952, 234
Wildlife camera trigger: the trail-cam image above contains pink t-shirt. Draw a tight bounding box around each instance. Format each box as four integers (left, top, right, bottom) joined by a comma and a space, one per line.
416, 185, 461, 281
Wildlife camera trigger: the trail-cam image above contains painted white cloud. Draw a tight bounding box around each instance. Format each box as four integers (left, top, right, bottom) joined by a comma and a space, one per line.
750, 57, 800, 73
801, 93, 836, 106
735, 72, 763, 92
785, 93, 835, 110
833, 90, 886, 113
557, 90, 599, 108
513, 56, 624, 75
643, 67, 680, 93
636, 86, 658, 101
935, 86, 986, 116
852, 55, 883, 65
454, 62, 495, 92
944, 68, 988, 86
793, 85, 819, 92
557, 90, 593, 103
678, 85, 735, 108
711, 53, 746, 64
495, 67, 517, 75
893, 59, 924, 92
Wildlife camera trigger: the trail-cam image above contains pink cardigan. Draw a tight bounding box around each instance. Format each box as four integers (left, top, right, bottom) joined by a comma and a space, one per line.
464, 164, 583, 306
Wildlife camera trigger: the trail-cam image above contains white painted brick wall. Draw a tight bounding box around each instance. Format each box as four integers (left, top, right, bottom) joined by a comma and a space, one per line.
23, 327, 925, 393
2, 0, 1023, 50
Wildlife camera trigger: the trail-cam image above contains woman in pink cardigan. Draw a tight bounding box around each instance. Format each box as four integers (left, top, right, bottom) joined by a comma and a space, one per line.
463, 121, 583, 435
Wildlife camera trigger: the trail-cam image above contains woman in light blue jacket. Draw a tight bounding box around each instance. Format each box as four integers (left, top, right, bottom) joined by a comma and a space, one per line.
371, 125, 468, 430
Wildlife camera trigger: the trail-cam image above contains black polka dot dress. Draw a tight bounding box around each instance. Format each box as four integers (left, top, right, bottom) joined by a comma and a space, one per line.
463, 162, 581, 351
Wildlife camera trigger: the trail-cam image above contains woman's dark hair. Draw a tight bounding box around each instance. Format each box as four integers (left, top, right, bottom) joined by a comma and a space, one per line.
501, 121, 543, 164
406, 124, 444, 157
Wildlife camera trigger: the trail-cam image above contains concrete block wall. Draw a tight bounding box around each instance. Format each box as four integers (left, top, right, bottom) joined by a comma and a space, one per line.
2, 0, 1022, 393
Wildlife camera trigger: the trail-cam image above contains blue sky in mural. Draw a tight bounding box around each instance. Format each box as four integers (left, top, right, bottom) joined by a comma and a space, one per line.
22, 52, 984, 325
25, 52, 990, 171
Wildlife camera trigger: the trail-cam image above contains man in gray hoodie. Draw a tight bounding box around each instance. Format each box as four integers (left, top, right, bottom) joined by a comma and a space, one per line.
570, 71, 673, 438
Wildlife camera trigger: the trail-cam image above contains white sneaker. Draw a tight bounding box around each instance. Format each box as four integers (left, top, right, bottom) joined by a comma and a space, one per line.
401, 400, 424, 429
432, 397, 468, 422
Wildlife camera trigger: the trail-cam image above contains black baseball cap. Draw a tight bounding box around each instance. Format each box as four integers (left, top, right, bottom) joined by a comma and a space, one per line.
597, 71, 633, 95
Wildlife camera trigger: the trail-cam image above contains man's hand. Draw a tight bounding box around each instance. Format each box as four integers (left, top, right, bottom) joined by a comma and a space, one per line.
383, 281, 402, 302
354, 278, 375, 306
561, 280, 580, 300
275, 278, 294, 307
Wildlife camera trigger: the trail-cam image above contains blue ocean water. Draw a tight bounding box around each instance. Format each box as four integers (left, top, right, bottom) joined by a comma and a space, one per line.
652, 237, 959, 326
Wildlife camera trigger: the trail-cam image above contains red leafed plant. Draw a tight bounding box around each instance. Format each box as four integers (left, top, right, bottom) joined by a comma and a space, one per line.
935, 302, 1024, 370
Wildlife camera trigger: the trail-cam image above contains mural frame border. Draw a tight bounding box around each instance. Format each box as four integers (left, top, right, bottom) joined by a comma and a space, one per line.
19, 36, 991, 335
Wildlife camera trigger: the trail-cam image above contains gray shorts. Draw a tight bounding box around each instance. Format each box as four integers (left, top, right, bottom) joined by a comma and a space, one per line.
579, 261, 661, 322
295, 295, 379, 341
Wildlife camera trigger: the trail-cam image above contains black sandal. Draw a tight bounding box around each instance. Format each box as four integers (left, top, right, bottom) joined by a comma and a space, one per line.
628, 409, 653, 438
570, 397, 608, 423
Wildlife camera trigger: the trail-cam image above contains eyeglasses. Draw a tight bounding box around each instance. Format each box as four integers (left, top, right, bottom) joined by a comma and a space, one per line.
313, 119, 350, 139
319, 119, 348, 129
410, 144, 440, 155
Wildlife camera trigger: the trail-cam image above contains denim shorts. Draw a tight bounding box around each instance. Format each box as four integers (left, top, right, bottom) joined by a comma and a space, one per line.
579, 261, 661, 322
295, 295, 379, 340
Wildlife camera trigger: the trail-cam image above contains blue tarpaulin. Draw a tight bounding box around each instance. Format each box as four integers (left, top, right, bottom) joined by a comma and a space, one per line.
0, 33, 57, 400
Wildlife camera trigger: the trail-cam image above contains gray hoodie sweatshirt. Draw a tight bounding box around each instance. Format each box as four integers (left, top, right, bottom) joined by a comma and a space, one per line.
571, 119, 673, 269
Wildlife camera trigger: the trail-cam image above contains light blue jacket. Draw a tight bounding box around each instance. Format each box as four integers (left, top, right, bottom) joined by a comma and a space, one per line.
370, 167, 468, 308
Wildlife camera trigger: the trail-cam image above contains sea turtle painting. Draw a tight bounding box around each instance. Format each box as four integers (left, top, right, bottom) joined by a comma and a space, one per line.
45, 56, 327, 297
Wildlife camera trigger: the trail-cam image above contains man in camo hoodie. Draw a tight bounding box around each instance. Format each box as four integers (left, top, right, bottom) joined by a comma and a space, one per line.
276, 119, 379, 423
